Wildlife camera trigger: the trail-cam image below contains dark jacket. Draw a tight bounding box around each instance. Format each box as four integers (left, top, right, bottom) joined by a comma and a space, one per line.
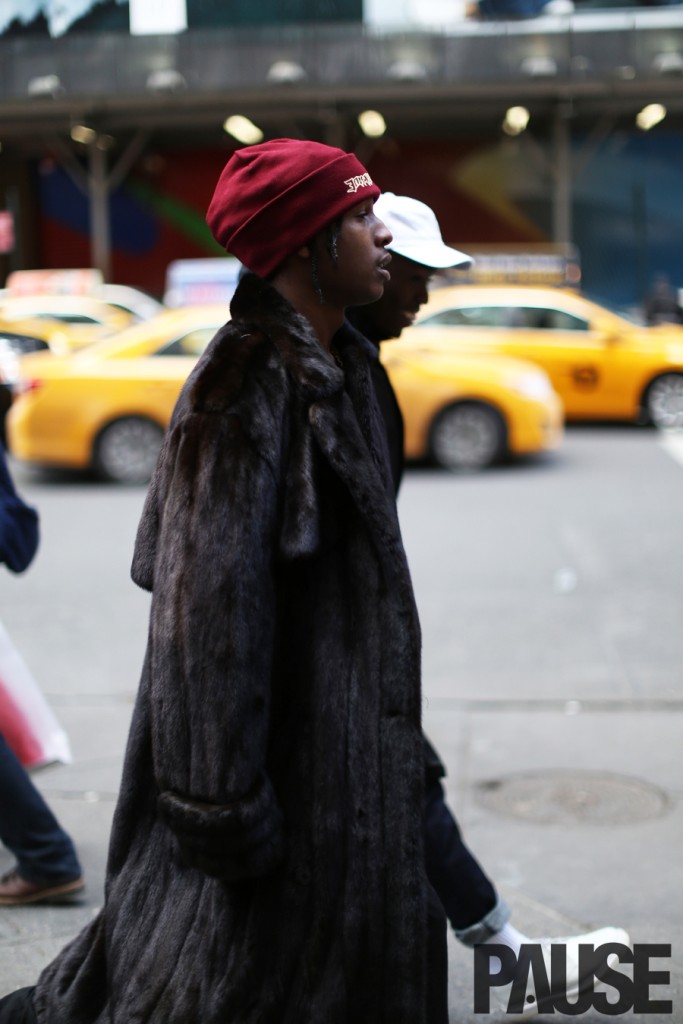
0, 444, 38, 574
371, 355, 405, 495
34, 274, 429, 1024
346, 311, 405, 494
345, 315, 445, 786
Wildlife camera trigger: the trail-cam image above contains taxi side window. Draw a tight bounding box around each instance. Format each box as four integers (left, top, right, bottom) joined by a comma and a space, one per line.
156, 328, 215, 357
422, 307, 499, 327
499, 307, 587, 329
31, 313, 100, 325
423, 305, 588, 330
527, 308, 588, 331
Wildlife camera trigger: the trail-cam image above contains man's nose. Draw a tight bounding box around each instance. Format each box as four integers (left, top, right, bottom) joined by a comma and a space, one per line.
375, 217, 392, 248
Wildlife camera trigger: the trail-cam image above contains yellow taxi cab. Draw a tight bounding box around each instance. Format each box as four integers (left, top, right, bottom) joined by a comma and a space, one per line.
412, 285, 683, 428
7, 305, 227, 483
382, 340, 562, 471
0, 322, 57, 443
7, 303, 562, 483
0, 294, 133, 353
2, 268, 163, 324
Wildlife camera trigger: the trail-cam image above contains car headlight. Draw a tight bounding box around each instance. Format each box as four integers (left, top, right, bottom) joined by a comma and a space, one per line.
506, 371, 553, 401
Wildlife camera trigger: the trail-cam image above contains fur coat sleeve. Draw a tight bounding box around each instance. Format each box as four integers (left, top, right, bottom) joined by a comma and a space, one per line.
130, 347, 287, 882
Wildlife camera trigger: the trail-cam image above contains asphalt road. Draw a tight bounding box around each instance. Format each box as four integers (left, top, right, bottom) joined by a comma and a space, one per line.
1, 424, 682, 1021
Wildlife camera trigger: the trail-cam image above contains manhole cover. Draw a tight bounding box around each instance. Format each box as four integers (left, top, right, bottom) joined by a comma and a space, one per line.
475, 771, 671, 825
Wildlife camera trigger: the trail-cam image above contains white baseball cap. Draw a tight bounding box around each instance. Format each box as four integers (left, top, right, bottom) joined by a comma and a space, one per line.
374, 192, 472, 270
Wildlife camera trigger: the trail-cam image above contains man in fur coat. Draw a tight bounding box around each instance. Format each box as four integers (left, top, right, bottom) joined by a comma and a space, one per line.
0, 141, 447, 1023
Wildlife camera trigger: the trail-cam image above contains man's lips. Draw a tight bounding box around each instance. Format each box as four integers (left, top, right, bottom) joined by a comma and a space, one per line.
377, 253, 392, 279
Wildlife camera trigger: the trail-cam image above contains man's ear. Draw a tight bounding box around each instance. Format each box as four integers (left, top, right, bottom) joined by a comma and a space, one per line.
297, 244, 311, 259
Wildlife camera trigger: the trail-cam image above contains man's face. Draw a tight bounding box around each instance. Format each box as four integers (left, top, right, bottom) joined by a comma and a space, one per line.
314, 199, 393, 310
362, 253, 434, 341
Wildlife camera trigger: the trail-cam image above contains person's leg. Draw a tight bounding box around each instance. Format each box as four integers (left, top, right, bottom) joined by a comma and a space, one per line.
424, 774, 630, 1020
0, 732, 81, 884
424, 776, 510, 942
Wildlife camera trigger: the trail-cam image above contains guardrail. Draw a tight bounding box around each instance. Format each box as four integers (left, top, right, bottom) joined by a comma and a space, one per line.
1, 11, 683, 104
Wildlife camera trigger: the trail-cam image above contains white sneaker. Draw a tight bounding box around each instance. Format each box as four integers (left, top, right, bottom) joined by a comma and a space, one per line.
491, 926, 631, 1019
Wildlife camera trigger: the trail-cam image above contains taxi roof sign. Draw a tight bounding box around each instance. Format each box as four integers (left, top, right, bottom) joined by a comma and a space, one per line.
6, 268, 104, 296
164, 258, 242, 307
443, 244, 581, 288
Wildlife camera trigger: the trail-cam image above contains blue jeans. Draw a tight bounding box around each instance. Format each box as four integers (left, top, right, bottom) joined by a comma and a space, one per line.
0, 732, 81, 883
425, 776, 510, 946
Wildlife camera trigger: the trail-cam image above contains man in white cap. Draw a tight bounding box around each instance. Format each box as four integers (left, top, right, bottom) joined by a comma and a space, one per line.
349, 193, 471, 488
349, 192, 628, 1017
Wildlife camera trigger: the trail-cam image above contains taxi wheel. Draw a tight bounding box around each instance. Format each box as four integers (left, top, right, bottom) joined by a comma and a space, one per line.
429, 401, 506, 471
645, 373, 683, 429
93, 416, 164, 484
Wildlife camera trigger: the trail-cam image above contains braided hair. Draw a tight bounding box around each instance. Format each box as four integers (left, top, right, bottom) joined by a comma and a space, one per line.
310, 218, 342, 303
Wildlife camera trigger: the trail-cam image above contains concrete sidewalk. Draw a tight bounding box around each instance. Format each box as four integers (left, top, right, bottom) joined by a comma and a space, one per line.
2, 436, 681, 1021
1, 697, 680, 1021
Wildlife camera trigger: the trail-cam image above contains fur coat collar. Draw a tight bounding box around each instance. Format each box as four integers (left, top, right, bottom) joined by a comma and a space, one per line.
134, 273, 401, 585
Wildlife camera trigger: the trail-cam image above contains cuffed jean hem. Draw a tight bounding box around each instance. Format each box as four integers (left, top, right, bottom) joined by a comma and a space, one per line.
454, 896, 511, 948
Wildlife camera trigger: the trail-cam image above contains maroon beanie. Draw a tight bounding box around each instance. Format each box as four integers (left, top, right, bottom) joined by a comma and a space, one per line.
206, 138, 380, 278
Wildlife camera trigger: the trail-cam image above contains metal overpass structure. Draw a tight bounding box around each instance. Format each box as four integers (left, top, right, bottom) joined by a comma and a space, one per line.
1, 11, 682, 278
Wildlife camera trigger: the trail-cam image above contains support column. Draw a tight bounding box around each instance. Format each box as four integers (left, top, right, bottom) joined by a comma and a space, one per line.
88, 143, 111, 282
552, 105, 572, 246
48, 130, 148, 284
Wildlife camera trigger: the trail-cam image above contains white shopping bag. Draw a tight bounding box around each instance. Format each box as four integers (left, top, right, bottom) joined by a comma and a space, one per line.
0, 618, 72, 769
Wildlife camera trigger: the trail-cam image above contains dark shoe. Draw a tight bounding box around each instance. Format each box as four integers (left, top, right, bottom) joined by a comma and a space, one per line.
0, 867, 84, 906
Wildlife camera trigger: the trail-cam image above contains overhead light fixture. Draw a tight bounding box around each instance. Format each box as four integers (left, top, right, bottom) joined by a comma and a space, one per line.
502, 106, 530, 136
146, 69, 187, 93
267, 61, 306, 84
636, 103, 667, 131
27, 74, 63, 98
70, 124, 97, 145
571, 55, 591, 76
386, 60, 428, 81
520, 55, 558, 78
223, 115, 264, 145
358, 110, 387, 138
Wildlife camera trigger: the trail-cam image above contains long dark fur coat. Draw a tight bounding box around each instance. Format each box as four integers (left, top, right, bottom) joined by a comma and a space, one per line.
33, 274, 428, 1023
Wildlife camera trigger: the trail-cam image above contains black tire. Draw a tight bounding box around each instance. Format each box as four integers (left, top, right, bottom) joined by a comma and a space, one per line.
93, 416, 164, 484
644, 373, 683, 429
428, 401, 506, 471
